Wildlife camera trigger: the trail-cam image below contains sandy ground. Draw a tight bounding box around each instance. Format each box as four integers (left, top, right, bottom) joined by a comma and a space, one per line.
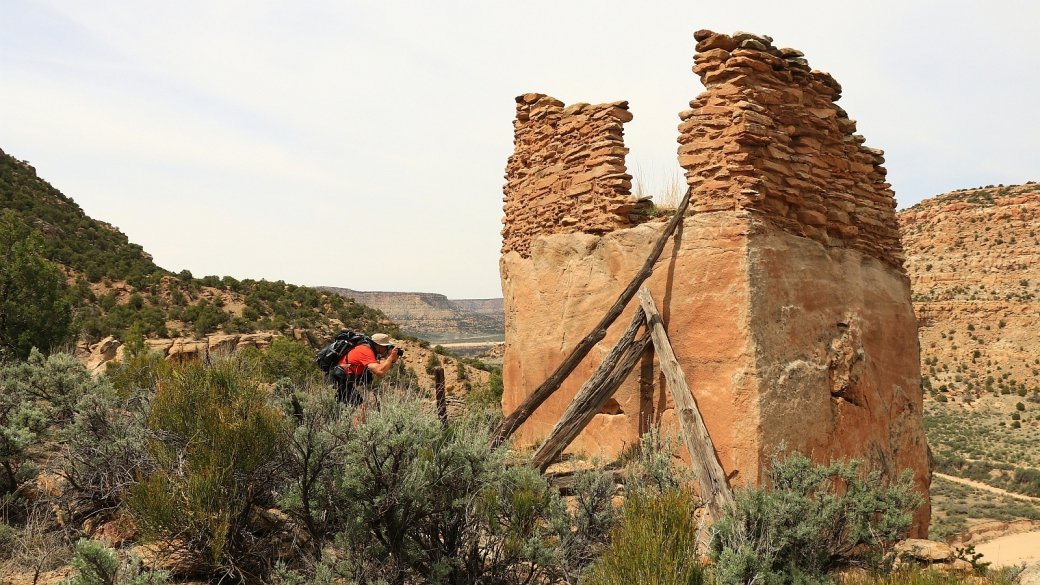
934, 472, 1040, 503
975, 529, 1040, 567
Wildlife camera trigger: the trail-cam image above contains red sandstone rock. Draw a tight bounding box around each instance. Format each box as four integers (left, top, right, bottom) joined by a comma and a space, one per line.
500, 31, 930, 537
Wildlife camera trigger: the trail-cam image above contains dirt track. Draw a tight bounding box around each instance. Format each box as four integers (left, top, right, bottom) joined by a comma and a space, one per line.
933, 472, 1040, 503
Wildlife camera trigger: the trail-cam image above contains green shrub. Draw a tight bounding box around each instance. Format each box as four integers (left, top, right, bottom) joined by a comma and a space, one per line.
0, 350, 108, 495
104, 350, 171, 398
621, 428, 693, 496
583, 487, 704, 585
844, 566, 983, 585
325, 395, 601, 585
259, 337, 317, 385
275, 383, 354, 542
60, 538, 168, 585
466, 367, 503, 407
62, 387, 150, 516
425, 351, 441, 375
0, 211, 74, 359
129, 355, 284, 574
710, 451, 923, 585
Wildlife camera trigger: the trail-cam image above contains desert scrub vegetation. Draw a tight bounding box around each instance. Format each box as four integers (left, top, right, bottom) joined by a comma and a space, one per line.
129, 355, 284, 574
73, 273, 401, 345
3, 345, 938, 585
708, 451, 922, 585
0, 152, 160, 286
61, 538, 168, 585
928, 475, 1040, 542
582, 486, 704, 585
925, 397, 1040, 497
1, 348, 619, 583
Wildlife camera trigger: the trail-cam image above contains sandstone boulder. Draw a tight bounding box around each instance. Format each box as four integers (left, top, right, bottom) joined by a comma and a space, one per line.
85, 336, 121, 375
1020, 561, 1040, 585
208, 334, 240, 354
92, 517, 137, 547
237, 333, 273, 351
145, 338, 174, 357
895, 539, 953, 562
167, 338, 208, 364
130, 541, 196, 576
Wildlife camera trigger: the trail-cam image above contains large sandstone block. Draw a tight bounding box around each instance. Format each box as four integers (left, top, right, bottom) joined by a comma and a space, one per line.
501, 214, 930, 535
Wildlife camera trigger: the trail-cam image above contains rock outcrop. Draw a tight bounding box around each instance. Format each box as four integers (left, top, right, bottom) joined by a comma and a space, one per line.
82, 332, 278, 372
500, 30, 929, 536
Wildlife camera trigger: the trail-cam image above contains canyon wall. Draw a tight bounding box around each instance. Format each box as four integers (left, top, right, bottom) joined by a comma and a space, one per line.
451, 298, 504, 318
898, 183, 1040, 399
500, 30, 929, 535
319, 287, 503, 339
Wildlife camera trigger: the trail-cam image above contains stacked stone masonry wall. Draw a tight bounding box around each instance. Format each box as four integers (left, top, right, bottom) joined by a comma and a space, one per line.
679, 30, 904, 269
502, 94, 637, 257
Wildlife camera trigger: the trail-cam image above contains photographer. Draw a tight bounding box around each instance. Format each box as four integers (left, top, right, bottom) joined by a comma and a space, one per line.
333, 332, 401, 409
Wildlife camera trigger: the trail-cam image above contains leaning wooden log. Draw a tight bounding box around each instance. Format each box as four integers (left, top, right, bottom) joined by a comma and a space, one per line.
636, 287, 734, 522
531, 308, 648, 471
434, 367, 447, 427
491, 186, 694, 446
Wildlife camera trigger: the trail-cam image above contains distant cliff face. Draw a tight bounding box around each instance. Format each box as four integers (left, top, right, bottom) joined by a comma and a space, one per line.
451, 298, 503, 317
318, 287, 504, 340
898, 182, 1040, 400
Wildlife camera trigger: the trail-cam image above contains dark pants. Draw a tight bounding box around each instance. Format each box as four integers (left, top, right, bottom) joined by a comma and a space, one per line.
331, 366, 366, 407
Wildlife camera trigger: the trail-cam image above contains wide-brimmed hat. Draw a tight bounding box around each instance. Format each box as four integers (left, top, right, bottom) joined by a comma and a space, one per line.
371, 333, 393, 347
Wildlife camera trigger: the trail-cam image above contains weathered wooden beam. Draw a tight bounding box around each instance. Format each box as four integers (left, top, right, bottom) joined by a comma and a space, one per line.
491, 186, 694, 446
636, 287, 734, 522
434, 367, 447, 427
531, 307, 648, 471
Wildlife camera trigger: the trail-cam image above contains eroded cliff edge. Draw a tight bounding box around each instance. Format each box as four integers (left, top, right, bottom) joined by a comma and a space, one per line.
499, 30, 930, 536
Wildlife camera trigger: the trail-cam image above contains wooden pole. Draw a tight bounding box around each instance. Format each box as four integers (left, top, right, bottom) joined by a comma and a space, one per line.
434, 367, 447, 427
491, 186, 693, 446
531, 307, 648, 471
636, 287, 734, 522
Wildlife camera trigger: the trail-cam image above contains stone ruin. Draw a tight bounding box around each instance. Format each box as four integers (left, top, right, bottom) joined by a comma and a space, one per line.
500, 30, 930, 535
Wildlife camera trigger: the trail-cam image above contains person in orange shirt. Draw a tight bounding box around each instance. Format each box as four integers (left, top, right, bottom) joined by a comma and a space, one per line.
332, 332, 400, 408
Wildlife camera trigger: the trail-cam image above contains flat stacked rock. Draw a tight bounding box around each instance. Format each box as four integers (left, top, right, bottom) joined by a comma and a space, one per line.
679, 30, 904, 269
502, 94, 636, 257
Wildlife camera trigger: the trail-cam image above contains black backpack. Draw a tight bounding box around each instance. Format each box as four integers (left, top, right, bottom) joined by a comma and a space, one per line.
314, 330, 370, 373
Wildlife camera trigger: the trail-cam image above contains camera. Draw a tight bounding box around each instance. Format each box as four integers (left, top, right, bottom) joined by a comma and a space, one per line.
390, 345, 405, 358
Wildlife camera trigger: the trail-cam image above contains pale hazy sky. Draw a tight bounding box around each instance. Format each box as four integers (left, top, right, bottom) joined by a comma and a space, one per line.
2, 1, 1038, 298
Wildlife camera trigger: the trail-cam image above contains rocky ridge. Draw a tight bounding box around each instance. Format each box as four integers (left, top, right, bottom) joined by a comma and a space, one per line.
898, 182, 1040, 401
